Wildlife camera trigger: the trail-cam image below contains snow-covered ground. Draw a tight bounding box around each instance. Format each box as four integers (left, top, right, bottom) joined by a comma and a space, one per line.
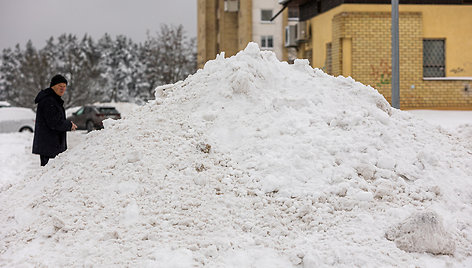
1, 43, 472, 267
408, 110, 472, 130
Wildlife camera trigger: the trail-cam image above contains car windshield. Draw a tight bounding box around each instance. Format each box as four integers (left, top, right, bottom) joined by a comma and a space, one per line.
98, 107, 119, 114
75, 107, 85, 115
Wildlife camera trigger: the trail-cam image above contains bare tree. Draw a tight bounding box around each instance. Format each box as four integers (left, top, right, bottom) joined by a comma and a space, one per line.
143, 24, 197, 97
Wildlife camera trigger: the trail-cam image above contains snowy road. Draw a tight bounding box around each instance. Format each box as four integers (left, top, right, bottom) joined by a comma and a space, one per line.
0, 131, 87, 189
1, 102, 139, 188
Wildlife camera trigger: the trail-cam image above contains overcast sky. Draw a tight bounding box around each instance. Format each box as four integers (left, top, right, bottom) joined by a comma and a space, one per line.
0, 0, 197, 51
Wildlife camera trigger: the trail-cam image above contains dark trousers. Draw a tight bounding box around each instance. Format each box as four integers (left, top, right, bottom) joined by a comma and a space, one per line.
40, 155, 53, 166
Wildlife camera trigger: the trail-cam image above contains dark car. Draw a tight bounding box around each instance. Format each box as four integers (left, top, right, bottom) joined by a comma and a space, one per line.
67, 105, 121, 132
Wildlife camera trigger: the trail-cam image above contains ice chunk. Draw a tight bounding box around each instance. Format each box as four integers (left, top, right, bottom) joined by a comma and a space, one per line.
385, 210, 455, 255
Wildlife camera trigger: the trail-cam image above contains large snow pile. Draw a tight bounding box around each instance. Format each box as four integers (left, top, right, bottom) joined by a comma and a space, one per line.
1, 43, 472, 267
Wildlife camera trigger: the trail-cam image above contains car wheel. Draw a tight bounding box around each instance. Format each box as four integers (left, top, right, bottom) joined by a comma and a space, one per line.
86, 121, 95, 132
19, 127, 33, 132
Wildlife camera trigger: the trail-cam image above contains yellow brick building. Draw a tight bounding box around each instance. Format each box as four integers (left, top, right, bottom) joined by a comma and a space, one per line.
197, 0, 253, 68
287, 1, 472, 109
198, 0, 291, 68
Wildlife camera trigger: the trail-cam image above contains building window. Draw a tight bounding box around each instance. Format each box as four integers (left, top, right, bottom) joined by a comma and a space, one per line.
288, 7, 299, 21
423, 39, 445, 77
261, 36, 273, 49
325, 43, 332, 75
261, 9, 273, 22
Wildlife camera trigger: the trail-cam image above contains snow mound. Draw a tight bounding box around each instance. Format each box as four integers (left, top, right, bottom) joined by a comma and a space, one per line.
1, 42, 472, 267
386, 210, 455, 255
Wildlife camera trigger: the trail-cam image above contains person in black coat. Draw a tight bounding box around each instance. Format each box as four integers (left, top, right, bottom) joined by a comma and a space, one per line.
32, 74, 77, 166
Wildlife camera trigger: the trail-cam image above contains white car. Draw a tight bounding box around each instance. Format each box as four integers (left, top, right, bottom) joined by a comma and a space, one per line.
0, 107, 35, 133
0, 101, 11, 108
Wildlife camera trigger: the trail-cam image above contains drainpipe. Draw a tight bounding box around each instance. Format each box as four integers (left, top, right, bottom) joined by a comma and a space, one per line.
391, 0, 400, 109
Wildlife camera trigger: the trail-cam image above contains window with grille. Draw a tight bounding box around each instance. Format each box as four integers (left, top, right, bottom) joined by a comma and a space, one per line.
423, 39, 445, 77
261, 9, 273, 22
261, 36, 273, 49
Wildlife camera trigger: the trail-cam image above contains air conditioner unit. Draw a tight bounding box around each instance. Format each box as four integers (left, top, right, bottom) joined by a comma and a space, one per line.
296, 21, 308, 42
285, 25, 297, 47
224, 0, 239, 12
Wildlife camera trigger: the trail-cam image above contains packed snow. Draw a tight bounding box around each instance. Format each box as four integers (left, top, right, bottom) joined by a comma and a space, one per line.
408, 110, 472, 130
1, 42, 472, 267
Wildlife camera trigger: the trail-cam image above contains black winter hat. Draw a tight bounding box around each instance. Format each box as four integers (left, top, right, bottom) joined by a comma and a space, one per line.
50, 74, 68, 87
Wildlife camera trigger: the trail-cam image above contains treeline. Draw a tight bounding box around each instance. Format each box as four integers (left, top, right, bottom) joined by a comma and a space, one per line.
0, 24, 196, 109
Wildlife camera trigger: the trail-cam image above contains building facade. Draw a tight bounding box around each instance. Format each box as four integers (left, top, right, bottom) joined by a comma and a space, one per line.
283, 0, 472, 109
197, 0, 289, 68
